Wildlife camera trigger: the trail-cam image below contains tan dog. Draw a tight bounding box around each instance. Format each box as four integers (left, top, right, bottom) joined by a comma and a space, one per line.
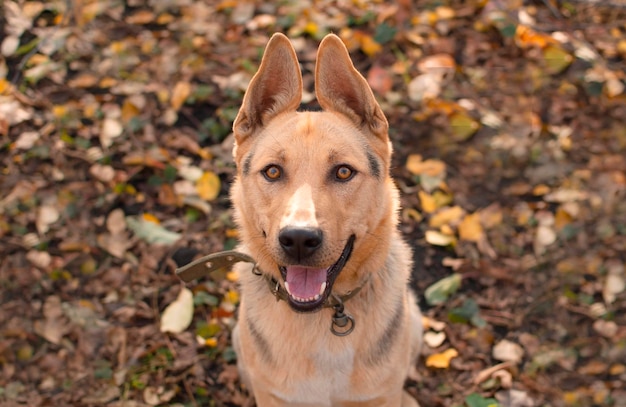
230, 33, 422, 407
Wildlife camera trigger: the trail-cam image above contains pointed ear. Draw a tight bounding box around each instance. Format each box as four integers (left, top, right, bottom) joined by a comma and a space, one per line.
315, 34, 388, 140
233, 33, 303, 143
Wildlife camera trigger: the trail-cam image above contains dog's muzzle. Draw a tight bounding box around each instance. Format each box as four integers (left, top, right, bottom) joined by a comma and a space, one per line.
278, 234, 355, 313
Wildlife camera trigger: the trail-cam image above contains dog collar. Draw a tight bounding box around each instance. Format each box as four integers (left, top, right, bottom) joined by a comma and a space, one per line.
176, 250, 365, 336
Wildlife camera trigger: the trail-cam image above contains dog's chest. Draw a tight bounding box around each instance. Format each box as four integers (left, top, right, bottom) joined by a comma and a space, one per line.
274, 345, 357, 404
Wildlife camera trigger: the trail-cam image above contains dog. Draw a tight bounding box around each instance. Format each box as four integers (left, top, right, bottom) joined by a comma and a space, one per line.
229, 33, 423, 407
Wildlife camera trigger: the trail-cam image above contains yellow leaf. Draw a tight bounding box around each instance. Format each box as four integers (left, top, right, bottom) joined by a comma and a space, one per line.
224, 289, 239, 305
544, 45, 573, 75
225, 228, 239, 238
360, 35, 382, 56
563, 392, 579, 404
450, 111, 479, 141
121, 99, 141, 124
205, 337, 218, 347
304, 21, 319, 37
432, 190, 454, 208
516, 25, 554, 49
226, 271, 238, 282
52, 105, 67, 119
459, 213, 484, 242
419, 191, 437, 213
425, 348, 458, 368
425, 230, 455, 246
196, 171, 221, 201
554, 207, 573, 231
171, 81, 192, 111
429, 206, 465, 228
0, 78, 10, 94
142, 213, 160, 224
406, 155, 446, 177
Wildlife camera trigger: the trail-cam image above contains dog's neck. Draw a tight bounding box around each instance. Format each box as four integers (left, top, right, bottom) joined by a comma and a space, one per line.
176, 249, 369, 336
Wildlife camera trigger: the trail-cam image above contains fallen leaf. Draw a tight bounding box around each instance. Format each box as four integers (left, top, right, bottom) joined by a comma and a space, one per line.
425, 230, 455, 246
97, 233, 130, 258
100, 117, 123, 148
196, 171, 221, 201
419, 191, 438, 214
429, 206, 465, 228
603, 260, 625, 304
466, 392, 500, 407
171, 81, 191, 111
106, 208, 126, 235
534, 225, 557, 255
450, 111, 480, 141
424, 273, 462, 305
425, 348, 458, 368
424, 331, 447, 348
417, 53, 455, 73
459, 213, 484, 242
14, 131, 39, 149
26, 250, 51, 269
492, 339, 525, 364
89, 164, 115, 183
408, 72, 443, 102
543, 45, 573, 74
126, 216, 182, 245
143, 386, 176, 405
367, 65, 393, 96
160, 287, 194, 334
36, 205, 60, 235
495, 389, 534, 407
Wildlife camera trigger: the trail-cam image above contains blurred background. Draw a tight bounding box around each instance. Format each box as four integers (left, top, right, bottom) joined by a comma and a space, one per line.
1, 0, 625, 406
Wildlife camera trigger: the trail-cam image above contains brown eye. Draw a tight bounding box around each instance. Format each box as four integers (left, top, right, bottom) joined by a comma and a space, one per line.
263, 165, 282, 181
335, 165, 355, 181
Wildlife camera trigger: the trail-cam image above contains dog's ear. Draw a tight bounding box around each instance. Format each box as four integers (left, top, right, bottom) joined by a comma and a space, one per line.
315, 34, 388, 140
233, 33, 303, 144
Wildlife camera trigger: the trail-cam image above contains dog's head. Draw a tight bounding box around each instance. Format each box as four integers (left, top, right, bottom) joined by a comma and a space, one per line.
231, 33, 398, 312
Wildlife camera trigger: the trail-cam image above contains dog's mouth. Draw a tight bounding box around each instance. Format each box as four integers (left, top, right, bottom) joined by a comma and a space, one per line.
279, 235, 355, 312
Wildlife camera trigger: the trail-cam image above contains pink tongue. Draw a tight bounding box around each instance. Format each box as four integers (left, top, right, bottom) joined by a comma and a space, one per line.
285, 266, 327, 300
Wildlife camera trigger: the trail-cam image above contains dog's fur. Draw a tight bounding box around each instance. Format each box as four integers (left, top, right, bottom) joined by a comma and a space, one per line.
230, 33, 422, 407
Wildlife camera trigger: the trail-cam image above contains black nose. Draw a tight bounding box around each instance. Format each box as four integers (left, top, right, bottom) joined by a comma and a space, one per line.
278, 227, 323, 261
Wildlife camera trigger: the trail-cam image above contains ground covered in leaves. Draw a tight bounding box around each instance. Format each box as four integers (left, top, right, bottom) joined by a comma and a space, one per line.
1, 1, 626, 406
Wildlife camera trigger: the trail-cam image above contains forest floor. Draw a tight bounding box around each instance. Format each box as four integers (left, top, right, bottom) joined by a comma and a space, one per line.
1, 1, 626, 406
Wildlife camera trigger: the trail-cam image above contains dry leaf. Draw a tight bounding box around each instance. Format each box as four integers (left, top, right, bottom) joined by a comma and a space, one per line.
100, 118, 123, 148
492, 339, 524, 364
196, 171, 221, 201
424, 331, 447, 348
450, 111, 480, 141
429, 206, 465, 228
419, 191, 438, 214
89, 164, 115, 182
407, 156, 446, 177
417, 54, 455, 73
459, 213, 484, 242
160, 287, 194, 334
425, 230, 455, 246
367, 65, 393, 96
36, 205, 60, 235
26, 250, 52, 269
425, 348, 458, 368
106, 209, 127, 235
171, 81, 191, 111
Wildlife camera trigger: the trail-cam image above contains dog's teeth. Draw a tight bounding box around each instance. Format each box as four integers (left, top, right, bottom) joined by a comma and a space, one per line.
319, 282, 327, 296
285, 282, 291, 295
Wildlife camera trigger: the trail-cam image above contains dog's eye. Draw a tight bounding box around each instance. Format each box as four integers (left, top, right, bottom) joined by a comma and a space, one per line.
335, 165, 355, 181
263, 165, 282, 181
